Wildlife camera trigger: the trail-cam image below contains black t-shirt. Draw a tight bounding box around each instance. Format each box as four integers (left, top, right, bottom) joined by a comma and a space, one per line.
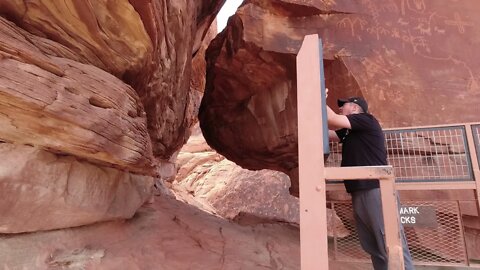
335, 113, 387, 193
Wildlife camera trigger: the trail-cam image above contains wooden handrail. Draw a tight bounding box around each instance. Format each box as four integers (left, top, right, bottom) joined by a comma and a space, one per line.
325, 166, 393, 180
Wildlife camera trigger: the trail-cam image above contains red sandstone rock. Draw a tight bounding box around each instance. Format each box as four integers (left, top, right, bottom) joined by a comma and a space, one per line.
174, 124, 349, 237
127, 0, 225, 159
0, 194, 301, 270
0, 143, 153, 233
0, 17, 154, 173
199, 0, 480, 192
0, 0, 152, 76
199, 2, 480, 262
0, 0, 224, 162
0, 0, 224, 232
188, 20, 219, 132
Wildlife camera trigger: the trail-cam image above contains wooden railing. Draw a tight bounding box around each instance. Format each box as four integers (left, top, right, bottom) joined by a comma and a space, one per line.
296, 34, 479, 269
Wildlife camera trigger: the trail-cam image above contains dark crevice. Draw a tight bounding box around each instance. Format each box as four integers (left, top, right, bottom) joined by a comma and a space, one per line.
127, 110, 138, 118
64, 86, 80, 95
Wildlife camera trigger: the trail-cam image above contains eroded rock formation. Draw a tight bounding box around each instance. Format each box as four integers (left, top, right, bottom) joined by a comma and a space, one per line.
0, 0, 224, 231
0, 143, 152, 233
198, 1, 480, 263
0, 16, 153, 173
0, 193, 301, 270
2, 0, 480, 267
199, 0, 480, 193
173, 124, 350, 237
127, 0, 225, 159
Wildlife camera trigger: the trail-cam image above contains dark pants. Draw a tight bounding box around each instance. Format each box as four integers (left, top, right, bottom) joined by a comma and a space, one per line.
351, 188, 415, 270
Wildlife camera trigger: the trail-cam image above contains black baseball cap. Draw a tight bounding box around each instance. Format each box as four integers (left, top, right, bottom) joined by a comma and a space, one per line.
337, 97, 368, 113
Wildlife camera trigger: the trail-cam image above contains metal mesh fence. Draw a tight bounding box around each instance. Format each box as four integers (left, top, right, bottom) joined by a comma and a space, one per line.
326, 126, 474, 182
385, 127, 472, 182
473, 125, 480, 168
329, 201, 468, 266
329, 201, 368, 262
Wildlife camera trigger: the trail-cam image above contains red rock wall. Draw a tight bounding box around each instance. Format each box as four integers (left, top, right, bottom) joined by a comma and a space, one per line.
0, 0, 224, 232
199, 0, 480, 186
127, 0, 225, 159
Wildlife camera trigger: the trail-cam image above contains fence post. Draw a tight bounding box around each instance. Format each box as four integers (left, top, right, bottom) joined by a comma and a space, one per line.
297, 34, 329, 270
465, 123, 480, 214
379, 175, 405, 270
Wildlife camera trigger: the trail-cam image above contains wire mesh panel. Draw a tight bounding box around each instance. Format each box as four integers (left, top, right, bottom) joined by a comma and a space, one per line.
326, 142, 342, 184
328, 201, 468, 266
385, 127, 472, 182
330, 202, 369, 262
473, 125, 480, 168
402, 201, 467, 265
326, 142, 342, 168
326, 126, 474, 182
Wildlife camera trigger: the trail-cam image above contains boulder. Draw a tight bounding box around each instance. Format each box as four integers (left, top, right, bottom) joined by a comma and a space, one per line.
0, 143, 153, 233
174, 125, 349, 237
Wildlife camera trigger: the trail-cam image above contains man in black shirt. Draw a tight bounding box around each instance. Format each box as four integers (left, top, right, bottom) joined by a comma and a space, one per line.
326, 92, 414, 270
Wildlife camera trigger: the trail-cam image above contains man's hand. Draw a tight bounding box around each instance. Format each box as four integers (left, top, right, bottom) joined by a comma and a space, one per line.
326, 87, 352, 129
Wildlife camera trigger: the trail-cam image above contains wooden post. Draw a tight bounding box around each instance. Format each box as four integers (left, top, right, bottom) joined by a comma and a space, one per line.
379, 175, 405, 270
297, 34, 329, 270
465, 124, 480, 214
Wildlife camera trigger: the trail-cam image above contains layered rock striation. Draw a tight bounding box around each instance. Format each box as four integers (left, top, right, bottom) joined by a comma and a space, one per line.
0, 0, 224, 232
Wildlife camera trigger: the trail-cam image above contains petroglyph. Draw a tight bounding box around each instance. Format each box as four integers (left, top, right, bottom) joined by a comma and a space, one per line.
430, 68, 455, 77
398, 18, 410, 26
408, 32, 430, 54
337, 17, 368, 37
361, 56, 392, 79
391, 28, 401, 38
335, 48, 352, 57
334, 1, 469, 54
467, 76, 480, 93
401, 0, 427, 15
415, 18, 431, 35
444, 12, 472, 34
415, 54, 479, 93
415, 12, 447, 35
331, 0, 478, 93
433, 26, 446, 34
367, 26, 391, 40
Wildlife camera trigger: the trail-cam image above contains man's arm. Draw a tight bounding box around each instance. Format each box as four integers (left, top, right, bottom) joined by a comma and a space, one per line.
327, 105, 351, 130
